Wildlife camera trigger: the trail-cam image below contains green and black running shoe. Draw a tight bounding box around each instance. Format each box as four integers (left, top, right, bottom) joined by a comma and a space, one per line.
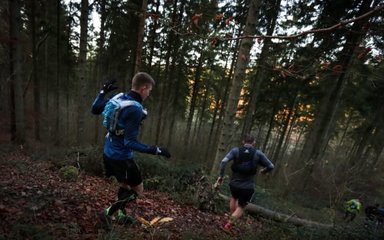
98, 208, 112, 230
117, 209, 136, 225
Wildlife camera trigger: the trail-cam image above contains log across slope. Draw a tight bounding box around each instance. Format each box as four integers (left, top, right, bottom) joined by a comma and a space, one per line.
219, 193, 334, 229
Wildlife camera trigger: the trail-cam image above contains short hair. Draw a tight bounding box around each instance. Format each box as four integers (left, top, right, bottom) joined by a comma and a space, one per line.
132, 72, 155, 89
243, 134, 255, 144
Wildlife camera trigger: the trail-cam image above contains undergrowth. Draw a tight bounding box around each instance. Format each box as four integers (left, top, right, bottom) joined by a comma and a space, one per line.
4, 145, 382, 239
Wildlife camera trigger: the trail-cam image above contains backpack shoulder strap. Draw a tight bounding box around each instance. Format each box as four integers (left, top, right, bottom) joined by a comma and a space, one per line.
111, 92, 124, 100
112, 93, 143, 110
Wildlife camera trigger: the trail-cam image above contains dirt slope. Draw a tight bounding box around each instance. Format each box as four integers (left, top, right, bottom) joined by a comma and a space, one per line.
0, 148, 262, 239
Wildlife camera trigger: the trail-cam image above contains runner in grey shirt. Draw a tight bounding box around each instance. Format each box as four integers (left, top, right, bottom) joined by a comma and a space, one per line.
216, 135, 274, 233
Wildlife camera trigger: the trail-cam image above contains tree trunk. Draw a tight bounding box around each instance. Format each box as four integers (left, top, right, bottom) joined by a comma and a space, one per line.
166, 65, 183, 148
272, 90, 298, 162
184, 52, 204, 149
262, 93, 281, 152
154, 0, 178, 144
351, 104, 384, 165
336, 110, 354, 151
204, 35, 240, 163
299, 0, 373, 188
280, 112, 297, 160
164, 56, 181, 148
211, 0, 261, 174
54, 0, 61, 145
76, 0, 88, 145
242, 0, 281, 136
133, 0, 148, 74
93, 0, 107, 145
9, 0, 25, 144
192, 87, 209, 148
147, 0, 160, 72
29, 0, 40, 141
165, 1, 185, 148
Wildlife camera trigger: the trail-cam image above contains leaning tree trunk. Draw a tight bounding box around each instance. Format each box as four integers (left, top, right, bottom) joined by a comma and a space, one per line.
9, 0, 25, 144
211, 0, 261, 174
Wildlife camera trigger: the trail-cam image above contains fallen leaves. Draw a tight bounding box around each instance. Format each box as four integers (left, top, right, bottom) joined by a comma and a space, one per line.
137, 216, 174, 227
0, 148, 262, 239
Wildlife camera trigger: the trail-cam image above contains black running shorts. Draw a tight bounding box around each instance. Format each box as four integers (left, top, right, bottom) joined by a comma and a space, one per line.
229, 185, 254, 207
103, 154, 142, 186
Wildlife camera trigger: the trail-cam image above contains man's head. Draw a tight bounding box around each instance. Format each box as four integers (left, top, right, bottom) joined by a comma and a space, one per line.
131, 72, 155, 101
243, 134, 255, 145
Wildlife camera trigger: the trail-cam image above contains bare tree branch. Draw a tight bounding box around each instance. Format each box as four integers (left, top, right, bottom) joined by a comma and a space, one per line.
222, 4, 384, 41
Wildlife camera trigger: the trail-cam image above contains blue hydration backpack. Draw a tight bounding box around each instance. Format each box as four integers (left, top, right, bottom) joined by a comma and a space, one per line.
231, 147, 257, 175
102, 93, 146, 135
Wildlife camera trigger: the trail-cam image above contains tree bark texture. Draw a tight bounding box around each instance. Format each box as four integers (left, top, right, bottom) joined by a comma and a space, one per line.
242, 0, 281, 136
133, 0, 148, 74
9, 0, 25, 143
76, 0, 88, 145
211, 0, 261, 175
184, 52, 204, 149
54, 0, 61, 145
154, 0, 178, 145
28, 0, 41, 141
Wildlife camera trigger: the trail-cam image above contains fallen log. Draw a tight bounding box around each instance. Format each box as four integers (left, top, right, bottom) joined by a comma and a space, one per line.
219, 193, 334, 229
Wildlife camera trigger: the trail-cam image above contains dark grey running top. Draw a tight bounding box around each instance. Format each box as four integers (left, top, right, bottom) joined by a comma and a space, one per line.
219, 144, 274, 189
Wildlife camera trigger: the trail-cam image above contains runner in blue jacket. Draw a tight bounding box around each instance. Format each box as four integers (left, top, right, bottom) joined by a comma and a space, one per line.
91, 72, 171, 229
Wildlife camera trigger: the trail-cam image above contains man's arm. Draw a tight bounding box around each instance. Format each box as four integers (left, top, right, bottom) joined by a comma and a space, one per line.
219, 157, 231, 178
123, 106, 156, 153
256, 150, 274, 174
91, 93, 107, 114
123, 107, 170, 157
216, 148, 237, 184
91, 79, 118, 114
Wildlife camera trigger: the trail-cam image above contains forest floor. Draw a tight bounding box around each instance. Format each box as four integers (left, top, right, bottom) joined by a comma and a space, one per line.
0, 146, 263, 240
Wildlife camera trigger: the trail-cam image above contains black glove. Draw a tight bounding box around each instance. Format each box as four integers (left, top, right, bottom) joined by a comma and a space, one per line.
101, 78, 118, 93
156, 147, 171, 158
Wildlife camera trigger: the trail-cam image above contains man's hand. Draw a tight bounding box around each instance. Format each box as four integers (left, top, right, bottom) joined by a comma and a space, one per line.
259, 167, 270, 175
213, 177, 223, 189
217, 177, 224, 185
101, 78, 118, 93
157, 147, 171, 158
